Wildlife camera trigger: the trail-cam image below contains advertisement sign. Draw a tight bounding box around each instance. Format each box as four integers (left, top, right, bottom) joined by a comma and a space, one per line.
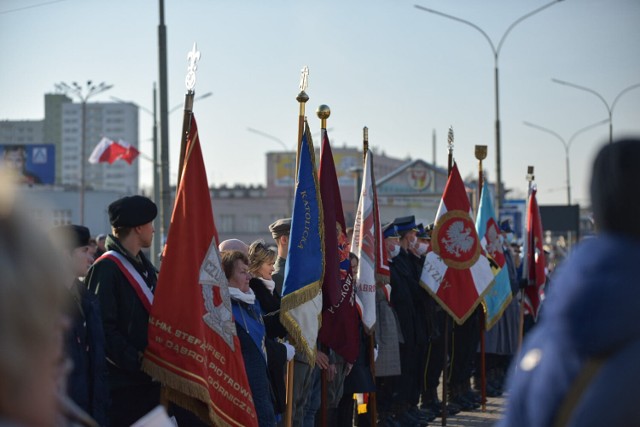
274, 153, 296, 187
1, 144, 55, 185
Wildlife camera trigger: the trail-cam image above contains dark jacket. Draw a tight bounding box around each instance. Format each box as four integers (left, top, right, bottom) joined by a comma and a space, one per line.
85, 234, 157, 390
389, 249, 422, 347
65, 279, 109, 426
250, 277, 288, 414
500, 234, 640, 427
232, 298, 277, 426
250, 278, 287, 339
272, 256, 286, 297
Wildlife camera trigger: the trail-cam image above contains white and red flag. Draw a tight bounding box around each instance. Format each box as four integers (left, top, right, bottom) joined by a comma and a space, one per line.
524, 187, 546, 320
88, 137, 139, 164
420, 163, 495, 324
351, 149, 389, 332
142, 115, 257, 426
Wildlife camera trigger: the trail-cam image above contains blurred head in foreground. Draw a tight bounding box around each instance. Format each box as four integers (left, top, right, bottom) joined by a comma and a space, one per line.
0, 174, 68, 426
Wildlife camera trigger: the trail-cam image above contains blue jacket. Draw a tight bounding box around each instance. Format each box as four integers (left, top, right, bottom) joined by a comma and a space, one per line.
499, 233, 640, 427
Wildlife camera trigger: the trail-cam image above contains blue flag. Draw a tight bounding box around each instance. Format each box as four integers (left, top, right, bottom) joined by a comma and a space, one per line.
476, 182, 513, 329
280, 121, 324, 364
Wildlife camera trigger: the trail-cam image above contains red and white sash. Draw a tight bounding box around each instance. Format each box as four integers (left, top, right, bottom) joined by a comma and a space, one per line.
98, 250, 154, 311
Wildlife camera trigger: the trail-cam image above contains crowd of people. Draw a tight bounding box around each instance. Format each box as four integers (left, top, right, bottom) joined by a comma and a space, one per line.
0, 138, 638, 427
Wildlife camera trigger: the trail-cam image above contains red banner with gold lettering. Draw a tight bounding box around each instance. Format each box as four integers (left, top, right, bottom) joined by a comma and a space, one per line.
143, 115, 257, 426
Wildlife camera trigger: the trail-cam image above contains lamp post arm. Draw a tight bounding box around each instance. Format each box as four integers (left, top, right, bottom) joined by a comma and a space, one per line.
611, 83, 640, 113
497, 0, 562, 57
567, 118, 610, 151
414, 5, 497, 57
523, 121, 567, 150
246, 127, 288, 151
552, 78, 612, 116
110, 96, 154, 117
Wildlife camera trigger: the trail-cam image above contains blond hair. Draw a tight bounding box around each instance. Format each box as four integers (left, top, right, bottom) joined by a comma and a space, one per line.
248, 240, 276, 277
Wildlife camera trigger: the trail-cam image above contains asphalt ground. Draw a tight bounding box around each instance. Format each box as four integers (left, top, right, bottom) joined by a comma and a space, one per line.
429, 390, 506, 427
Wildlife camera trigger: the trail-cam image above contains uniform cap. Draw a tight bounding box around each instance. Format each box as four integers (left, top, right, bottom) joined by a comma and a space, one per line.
269, 217, 292, 239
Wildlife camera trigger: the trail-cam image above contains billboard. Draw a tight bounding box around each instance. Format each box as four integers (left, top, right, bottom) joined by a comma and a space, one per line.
1, 144, 55, 185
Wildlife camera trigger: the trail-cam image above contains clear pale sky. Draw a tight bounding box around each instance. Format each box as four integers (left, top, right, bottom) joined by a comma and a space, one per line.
1, 0, 639, 207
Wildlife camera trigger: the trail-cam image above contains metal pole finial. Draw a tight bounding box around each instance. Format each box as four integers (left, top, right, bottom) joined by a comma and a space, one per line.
185, 42, 201, 91
316, 105, 330, 130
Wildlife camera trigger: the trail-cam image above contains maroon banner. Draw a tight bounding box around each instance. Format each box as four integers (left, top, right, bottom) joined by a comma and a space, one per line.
317, 128, 360, 363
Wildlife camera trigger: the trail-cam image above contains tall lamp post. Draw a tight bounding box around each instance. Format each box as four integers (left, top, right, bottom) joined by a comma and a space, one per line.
551, 79, 640, 144
523, 118, 609, 204
415, 0, 564, 208
55, 81, 113, 225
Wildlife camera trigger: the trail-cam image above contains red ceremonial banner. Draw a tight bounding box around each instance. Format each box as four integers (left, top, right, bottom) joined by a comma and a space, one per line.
143, 115, 257, 426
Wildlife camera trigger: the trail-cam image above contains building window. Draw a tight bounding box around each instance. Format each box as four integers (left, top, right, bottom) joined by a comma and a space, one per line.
53, 209, 72, 226
219, 215, 235, 233
246, 215, 260, 233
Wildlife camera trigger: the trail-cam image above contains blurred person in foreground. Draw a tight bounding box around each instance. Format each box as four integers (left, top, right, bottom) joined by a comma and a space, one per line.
85, 195, 160, 426
500, 138, 640, 426
49, 225, 108, 426
0, 176, 68, 426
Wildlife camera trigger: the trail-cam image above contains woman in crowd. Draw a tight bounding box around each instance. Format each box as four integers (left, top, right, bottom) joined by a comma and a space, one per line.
222, 250, 276, 427
247, 240, 294, 418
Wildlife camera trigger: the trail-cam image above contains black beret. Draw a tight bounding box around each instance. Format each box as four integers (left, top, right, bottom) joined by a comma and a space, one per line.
269, 217, 292, 239
109, 195, 157, 228
50, 224, 91, 251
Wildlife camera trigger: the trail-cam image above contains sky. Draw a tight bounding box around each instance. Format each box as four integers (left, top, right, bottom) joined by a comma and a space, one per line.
1, 0, 639, 207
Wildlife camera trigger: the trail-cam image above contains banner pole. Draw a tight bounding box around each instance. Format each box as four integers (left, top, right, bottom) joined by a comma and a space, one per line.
285, 66, 310, 427
519, 166, 535, 351
441, 129, 455, 426
475, 145, 488, 412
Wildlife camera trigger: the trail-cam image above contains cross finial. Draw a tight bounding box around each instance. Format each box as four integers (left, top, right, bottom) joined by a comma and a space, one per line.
185, 43, 201, 91
299, 66, 309, 92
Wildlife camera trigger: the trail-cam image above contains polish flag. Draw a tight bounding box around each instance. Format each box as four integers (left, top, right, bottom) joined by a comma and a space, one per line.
88, 137, 139, 164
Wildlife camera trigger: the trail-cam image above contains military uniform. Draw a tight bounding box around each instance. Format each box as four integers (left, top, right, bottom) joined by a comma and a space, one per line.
85, 196, 160, 426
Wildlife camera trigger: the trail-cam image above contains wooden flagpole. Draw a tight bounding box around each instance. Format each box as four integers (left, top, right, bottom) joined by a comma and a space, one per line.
285, 66, 310, 427
363, 127, 379, 427
475, 145, 488, 412
441, 126, 454, 426
317, 105, 330, 427
519, 166, 535, 352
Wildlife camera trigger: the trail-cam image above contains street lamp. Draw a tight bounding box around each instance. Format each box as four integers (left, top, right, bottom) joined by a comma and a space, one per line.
551, 79, 640, 144
246, 127, 294, 215
415, 0, 564, 209
55, 81, 113, 225
523, 118, 609, 204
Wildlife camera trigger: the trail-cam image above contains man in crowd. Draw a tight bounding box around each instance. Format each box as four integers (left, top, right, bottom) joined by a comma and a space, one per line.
270, 217, 291, 297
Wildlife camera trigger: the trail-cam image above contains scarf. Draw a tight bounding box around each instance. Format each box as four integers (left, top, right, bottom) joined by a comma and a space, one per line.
228, 286, 256, 305
258, 277, 276, 294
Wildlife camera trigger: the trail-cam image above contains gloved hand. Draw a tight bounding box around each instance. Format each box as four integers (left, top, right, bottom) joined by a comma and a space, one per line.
374, 345, 379, 361
283, 341, 295, 361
